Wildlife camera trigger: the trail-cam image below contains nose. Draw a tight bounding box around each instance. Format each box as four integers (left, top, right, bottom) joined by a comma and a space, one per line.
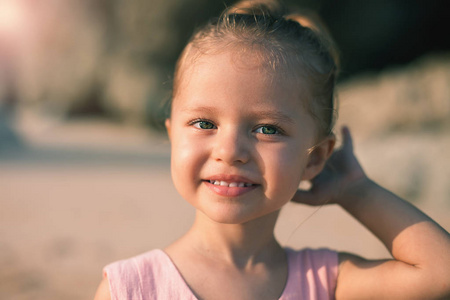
212, 127, 250, 165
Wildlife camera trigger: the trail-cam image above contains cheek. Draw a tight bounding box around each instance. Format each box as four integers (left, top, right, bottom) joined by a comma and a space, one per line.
170, 132, 208, 189
171, 126, 200, 159
263, 143, 309, 198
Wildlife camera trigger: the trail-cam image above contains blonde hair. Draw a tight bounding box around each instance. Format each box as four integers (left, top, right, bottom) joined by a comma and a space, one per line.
171, 0, 339, 137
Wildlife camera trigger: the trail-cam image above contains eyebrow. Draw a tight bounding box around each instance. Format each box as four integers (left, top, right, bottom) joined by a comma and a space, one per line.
181, 106, 296, 125
180, 106, 217, 115
254, 110, 296, 125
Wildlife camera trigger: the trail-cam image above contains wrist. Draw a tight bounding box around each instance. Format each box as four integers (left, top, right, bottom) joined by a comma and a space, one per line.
335, 176, 374, 208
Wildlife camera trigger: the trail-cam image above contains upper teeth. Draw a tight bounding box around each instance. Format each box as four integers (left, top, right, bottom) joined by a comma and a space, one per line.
209, 180, 253, 187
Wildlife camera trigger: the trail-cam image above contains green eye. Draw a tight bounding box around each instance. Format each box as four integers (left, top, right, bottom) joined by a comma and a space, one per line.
195, 121, 215, 129
256, 125, 278, 135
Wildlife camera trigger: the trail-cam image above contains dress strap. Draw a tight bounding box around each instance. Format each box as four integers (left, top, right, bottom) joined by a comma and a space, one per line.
280, 248, 338, 300
103, 249, 197, 300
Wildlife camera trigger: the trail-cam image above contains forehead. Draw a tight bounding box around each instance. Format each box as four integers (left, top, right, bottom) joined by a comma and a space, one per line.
184, 43, 304, 80
175, 48, 308, 103
173, 50, 313, 122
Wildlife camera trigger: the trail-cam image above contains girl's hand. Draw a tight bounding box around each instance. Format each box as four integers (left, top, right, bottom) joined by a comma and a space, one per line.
293, 126, 450, 299
292, 126, 367, 206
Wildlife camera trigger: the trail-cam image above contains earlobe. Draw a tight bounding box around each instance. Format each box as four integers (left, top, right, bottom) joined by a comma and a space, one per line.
165, 119, 171, 140
302, 135, 335, 181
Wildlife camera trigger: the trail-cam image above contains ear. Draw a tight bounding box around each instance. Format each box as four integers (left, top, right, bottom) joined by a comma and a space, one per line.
165, 118, 172, 140
302, 135, 335, 181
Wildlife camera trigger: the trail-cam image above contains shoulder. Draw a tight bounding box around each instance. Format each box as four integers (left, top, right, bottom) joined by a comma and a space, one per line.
104, 248, 166, 276
284, 247, 339, 299
286, 247, 339, 269
101, 249, 168, 299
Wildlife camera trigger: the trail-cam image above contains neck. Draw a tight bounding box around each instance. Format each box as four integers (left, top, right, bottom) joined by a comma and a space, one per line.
183, 210, 283, 267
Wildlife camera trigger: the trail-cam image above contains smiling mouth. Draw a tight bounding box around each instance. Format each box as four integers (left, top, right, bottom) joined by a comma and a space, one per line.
207, 180, 255, 187
204, 179, 258, 197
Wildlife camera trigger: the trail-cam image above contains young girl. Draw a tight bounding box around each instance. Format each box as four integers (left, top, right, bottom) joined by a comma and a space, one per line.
95, 1, 450, 299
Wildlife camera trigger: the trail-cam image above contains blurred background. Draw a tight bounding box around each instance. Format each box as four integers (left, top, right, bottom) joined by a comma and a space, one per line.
0, 0, 449, 299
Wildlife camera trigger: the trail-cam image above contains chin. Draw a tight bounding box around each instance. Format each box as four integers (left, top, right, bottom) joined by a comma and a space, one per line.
201, 206, 278, 225
204, 211, 251, 225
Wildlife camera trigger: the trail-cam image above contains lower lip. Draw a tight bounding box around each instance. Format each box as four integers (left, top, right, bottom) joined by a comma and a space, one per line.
204, 181, 258, 197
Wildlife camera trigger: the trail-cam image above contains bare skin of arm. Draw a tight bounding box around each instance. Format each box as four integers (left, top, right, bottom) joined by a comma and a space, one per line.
93, 277, 111, 300
292, 126, 450, 299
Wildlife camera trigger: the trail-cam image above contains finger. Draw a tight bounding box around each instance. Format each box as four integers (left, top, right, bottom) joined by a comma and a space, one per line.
291, 190, 325, 206
341, 125, 353, 152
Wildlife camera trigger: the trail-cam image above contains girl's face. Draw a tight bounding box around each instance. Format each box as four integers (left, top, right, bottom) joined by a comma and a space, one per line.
166, 50, 328, 224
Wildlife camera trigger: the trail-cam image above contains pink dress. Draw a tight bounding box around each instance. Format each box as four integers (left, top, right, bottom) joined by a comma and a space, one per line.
103, 248, 338, 300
